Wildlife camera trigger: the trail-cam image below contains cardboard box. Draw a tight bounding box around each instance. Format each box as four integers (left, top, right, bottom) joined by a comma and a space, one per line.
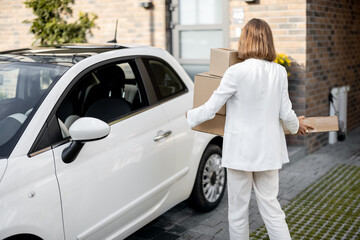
193, 72, 226, 115
192, 114, 226, 136
209, 48, 241, 77
283, 116, 339, 134
193, 115, 339, 136
192, 72, 226, 135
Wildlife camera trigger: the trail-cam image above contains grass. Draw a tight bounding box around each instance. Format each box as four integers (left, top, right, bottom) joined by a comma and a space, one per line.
250, 164, 360, 240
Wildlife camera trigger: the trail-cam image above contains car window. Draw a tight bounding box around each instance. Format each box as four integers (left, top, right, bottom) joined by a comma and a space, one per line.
0, 68, 18, 100
56, 59, 149, 139
143, 58, 186, 101
0, 62, 69, 159
40, 70, 54, 90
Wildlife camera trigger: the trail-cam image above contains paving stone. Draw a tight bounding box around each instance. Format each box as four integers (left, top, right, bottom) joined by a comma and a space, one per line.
213, 221, 230, 239
177, 216, 202, 230
130, 226, 164, 238
201, 217, 222, 228
125, 236, 148, 240
150, 232, 179, 240
177, 230, 202, 240
152, 218, 175, 230
190, 224, 224, 236
163, 208, 194, 224
195, 235, 214, 240
166, 224, 188, 235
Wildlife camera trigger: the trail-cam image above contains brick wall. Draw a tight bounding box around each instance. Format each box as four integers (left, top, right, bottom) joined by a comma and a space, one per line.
0, 1, 33, 50
228, 0, 360, 152
0, 0, 166, 51
0, 0, 358, 153
71, 0, 166, 49
305, 0, 360, 152
228, 0, 308, 147
228, 0, 307, 64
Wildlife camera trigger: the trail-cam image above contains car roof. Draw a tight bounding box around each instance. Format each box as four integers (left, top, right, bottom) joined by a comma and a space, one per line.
0, 43, 148, 54
0, 44, 149, 66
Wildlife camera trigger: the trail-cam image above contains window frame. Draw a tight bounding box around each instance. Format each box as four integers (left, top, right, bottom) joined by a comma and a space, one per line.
29, 57, 155, 157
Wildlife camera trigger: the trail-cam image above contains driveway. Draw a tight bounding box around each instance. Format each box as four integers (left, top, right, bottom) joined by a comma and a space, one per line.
127, 127, 360, 240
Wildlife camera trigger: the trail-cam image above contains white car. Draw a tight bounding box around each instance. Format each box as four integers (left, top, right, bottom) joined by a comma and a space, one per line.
0, 45, 226, 240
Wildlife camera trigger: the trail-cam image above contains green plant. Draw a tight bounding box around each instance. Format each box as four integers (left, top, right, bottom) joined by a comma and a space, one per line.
23, 0, 97, 46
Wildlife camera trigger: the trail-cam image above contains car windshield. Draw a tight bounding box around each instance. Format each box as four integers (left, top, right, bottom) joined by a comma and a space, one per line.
0, 59, 69, 158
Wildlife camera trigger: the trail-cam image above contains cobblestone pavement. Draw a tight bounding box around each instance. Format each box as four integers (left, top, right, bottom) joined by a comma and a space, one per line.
127, 127, 360, 240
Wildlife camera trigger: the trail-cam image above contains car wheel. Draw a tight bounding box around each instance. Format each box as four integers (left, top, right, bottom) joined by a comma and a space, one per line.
187, 144, 226, 212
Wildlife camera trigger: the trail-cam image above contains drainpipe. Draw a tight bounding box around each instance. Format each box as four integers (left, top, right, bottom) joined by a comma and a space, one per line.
329, 85, 350, 144
166, 0, 174, 54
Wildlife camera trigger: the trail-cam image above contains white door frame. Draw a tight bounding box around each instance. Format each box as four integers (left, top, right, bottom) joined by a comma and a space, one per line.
171, 0, 229, 66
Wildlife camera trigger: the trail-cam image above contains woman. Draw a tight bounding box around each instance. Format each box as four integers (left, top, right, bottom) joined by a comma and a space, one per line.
186, 18, 313, 240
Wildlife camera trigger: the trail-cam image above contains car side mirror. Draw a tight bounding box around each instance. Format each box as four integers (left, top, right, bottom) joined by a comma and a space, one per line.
0, 75, 3, 85
62, 117, 110, 164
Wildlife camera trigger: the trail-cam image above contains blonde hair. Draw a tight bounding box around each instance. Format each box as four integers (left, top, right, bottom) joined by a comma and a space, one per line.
238, 18, 276, 62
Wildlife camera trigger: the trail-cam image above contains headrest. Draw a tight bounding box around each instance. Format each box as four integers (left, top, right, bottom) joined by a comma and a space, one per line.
95, 65, 125, 89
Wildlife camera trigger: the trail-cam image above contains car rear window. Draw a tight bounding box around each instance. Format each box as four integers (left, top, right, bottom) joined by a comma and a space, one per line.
143, 58, 187, 101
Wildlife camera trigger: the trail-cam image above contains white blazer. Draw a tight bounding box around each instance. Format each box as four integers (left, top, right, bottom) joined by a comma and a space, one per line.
187, 58, 299, 171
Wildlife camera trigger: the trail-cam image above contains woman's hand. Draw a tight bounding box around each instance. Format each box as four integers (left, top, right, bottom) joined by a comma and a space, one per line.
297, 116, 314, 135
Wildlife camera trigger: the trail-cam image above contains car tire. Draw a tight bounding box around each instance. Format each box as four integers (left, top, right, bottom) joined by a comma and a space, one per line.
187, 144, 226, 212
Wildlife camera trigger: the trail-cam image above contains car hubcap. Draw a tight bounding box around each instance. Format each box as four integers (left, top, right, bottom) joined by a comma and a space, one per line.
202, 153, 225, 203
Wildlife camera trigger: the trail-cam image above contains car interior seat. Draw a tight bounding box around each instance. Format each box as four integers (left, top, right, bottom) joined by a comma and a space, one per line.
85, 65, 131, 123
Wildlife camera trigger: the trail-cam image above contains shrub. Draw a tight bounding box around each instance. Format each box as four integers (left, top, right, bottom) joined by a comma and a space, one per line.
23, 0, 97, 46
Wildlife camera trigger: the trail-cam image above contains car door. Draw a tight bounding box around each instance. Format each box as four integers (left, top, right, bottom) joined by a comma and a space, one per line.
141, 58, 194, 182
50, 58, 177, 239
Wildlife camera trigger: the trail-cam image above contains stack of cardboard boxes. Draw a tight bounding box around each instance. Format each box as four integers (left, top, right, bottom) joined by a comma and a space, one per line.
192, 48, 240, 136
191, 48, 339, 136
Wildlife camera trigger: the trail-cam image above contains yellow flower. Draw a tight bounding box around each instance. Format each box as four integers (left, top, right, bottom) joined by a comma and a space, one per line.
275, 53, 291, 77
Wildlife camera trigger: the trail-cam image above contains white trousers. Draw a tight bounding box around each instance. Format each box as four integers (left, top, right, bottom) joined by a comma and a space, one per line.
227, 168, 291, 240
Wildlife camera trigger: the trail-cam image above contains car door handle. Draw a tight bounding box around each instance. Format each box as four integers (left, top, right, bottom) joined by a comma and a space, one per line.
154, 130, 172, 142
